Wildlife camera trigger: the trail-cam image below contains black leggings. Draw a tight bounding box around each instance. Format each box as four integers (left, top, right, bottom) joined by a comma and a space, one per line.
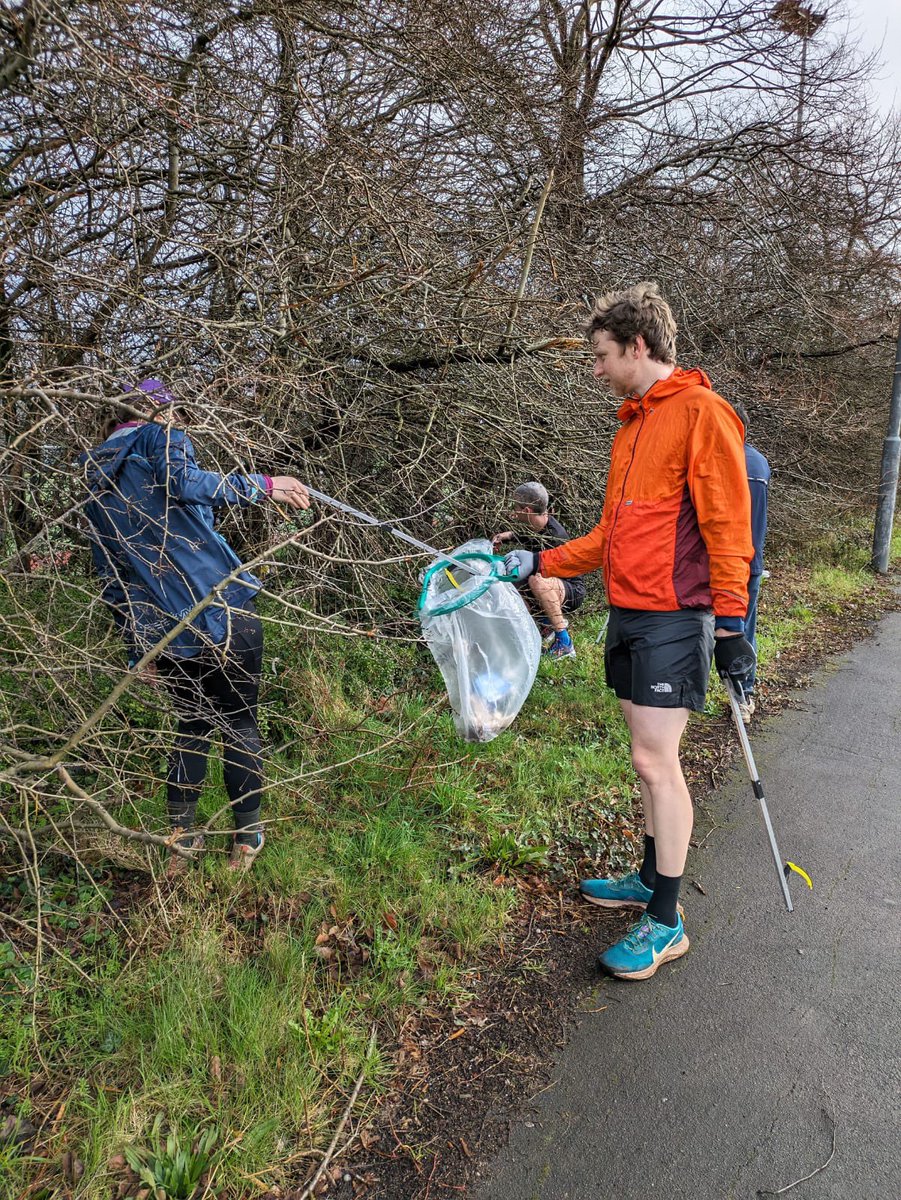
158, 609, 264, 834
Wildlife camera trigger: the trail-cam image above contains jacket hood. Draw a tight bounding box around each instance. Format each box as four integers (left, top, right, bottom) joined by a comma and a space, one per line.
616, 366, 712, 422
78, 426, 144, 492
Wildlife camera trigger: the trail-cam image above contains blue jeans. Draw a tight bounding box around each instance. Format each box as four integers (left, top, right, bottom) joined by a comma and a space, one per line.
741, 573, 762, 695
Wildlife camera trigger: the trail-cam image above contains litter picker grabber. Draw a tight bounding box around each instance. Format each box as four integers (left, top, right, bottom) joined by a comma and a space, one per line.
305, 486, 522, 592
722, 674, 801, 912
304, 485, 496, 579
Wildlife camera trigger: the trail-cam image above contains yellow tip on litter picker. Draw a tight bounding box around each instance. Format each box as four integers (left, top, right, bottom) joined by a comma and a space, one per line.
784, 862, 813, 889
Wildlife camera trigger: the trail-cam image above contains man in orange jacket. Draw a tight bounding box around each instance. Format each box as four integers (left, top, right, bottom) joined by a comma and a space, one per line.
505, 282, 755, 980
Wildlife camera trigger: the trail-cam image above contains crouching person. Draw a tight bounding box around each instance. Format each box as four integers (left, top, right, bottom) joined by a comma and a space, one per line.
492, 481, 586, 659
79, 378, 310, 875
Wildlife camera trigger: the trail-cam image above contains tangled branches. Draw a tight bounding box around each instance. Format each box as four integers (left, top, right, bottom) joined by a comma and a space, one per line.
1, 1, 898, 866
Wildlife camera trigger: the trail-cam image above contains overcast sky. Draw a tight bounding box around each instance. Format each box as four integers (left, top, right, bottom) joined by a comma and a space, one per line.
848, 0, 900, 113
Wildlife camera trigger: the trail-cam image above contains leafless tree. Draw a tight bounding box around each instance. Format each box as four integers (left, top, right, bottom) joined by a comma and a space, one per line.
0, 0, 897, 864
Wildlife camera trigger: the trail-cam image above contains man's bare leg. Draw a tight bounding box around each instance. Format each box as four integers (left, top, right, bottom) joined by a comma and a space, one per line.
607, 699, 693, 925
580, 700, 662, 907
620, 699, 656, 888
625, 703, 692, 878
593, 699, 693, 977
528, 574, 568, 632
614, 702, 693, 933
620, 699, 654, 836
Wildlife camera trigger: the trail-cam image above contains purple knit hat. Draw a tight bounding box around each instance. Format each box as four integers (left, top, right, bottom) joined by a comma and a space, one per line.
132, 378, 176, 406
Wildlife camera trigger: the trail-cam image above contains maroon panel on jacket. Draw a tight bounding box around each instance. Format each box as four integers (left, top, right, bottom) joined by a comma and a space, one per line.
672, 485, 712, 609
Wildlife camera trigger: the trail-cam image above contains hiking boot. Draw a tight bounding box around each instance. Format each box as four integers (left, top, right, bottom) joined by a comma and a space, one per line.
580, 870, 653, 909
737, 694, 755, 725
228, 831, 265, 872
598, 911, 690, 981
165, 832, 205, 879
546, 630, 576, 660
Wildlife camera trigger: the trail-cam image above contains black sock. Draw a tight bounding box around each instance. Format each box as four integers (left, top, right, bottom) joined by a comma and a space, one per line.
234, 806, 263, 846
646, 871, 682, 928
638, 834, 656, 888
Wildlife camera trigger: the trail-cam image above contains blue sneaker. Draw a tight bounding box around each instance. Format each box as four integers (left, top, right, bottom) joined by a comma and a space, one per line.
547, 630, 576, 660
598, 912, 690, 981
579, 870, 653, 910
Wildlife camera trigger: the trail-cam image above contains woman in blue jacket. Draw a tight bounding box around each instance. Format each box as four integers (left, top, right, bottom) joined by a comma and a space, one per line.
80, 379, 309, 873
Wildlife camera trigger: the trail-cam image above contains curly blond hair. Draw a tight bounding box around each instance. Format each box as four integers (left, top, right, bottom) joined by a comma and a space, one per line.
585, 282, 677, 364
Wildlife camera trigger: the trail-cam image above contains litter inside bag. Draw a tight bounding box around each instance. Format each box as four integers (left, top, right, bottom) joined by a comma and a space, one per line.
417, 538, 541, 743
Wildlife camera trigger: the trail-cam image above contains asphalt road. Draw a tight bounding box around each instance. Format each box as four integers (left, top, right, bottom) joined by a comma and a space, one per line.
473, 610, 901, 1200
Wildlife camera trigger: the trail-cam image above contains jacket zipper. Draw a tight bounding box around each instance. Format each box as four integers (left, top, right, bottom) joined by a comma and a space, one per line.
605, 401, 646, 590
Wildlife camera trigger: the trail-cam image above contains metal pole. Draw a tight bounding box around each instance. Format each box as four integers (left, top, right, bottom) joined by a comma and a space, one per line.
304, 485, 489, 577
724, 677, 794, 912
871, 313, 901, 574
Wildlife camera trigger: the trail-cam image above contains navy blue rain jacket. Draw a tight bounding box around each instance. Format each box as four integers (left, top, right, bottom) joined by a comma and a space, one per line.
745, 443, 770, 577
79, 422, 270, 661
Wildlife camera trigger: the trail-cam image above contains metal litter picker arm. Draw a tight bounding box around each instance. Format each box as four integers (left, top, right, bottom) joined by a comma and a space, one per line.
304, 486, 493, 578
723, 676, 794, 912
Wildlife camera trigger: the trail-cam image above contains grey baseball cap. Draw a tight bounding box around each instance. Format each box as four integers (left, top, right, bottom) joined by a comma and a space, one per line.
512, 481, 549, 513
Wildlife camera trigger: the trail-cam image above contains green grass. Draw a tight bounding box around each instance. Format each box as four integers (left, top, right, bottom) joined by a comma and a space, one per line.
1, 548, 899, 1198
1, 592, 638, 1198
755, 590, 815, 670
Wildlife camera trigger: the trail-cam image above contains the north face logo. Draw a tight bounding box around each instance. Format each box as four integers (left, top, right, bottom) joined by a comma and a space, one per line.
650, 682, 673, 693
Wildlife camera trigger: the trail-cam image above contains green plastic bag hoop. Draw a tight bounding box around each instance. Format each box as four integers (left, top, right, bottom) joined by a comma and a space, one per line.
417, 552, 518, 617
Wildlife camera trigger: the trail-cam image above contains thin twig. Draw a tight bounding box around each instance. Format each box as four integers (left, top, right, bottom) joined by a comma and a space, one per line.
55, 765, 186, 853
0, 912, 96, 984
423, 1150, 441, 1200
297, 1025, 377, 1200
757, 1104, 837, 1196
504, 169, 555, 343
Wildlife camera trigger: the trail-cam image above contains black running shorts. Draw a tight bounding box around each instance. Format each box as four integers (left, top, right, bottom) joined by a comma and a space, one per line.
604, 607, 715, 712
522, 579, 585, 615
562, 580, 585, 613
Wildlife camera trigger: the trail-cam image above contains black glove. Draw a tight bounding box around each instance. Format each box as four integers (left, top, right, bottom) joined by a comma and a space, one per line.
714, 634, 756, 689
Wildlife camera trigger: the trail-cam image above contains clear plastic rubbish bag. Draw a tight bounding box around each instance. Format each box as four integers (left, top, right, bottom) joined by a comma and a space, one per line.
417, 538, 541, 743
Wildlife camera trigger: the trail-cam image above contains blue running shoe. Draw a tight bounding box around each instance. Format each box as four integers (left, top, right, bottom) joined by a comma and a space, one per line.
547, 629, 576, 660
579, 870, 652, 910
598, 912, 690, 981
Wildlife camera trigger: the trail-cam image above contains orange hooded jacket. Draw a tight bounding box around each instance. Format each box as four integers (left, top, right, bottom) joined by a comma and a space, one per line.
539, 367, 753, 620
